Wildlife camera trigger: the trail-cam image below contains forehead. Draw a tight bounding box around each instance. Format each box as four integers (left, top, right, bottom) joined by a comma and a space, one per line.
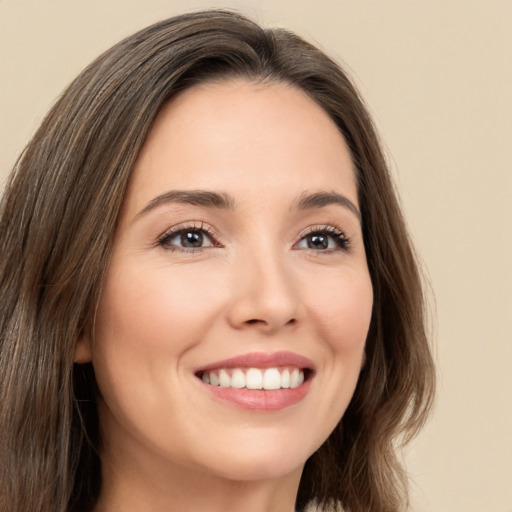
124, 79, 358, 217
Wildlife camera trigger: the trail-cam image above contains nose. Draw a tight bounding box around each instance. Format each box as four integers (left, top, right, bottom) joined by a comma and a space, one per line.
226, 247, 301, 334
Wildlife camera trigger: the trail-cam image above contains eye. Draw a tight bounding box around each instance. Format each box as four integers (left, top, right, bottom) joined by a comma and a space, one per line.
296, 226, 350, 252
158, 224, 217, 251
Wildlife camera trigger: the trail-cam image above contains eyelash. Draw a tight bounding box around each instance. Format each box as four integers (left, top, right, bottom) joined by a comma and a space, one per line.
157, 223, 351, 253
157, 222, 220, 252
296, 225, 351, 253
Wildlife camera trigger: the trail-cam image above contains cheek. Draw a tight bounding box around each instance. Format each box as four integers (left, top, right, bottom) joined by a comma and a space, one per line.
90, 260, 230, 438
295, 268, 372, 449
307, 268, 372, 406
308, 268, 373, 354
90, 261, 226, 414
94, 261, 225, 353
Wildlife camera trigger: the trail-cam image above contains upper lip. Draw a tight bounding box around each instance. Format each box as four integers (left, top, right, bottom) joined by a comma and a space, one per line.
195, 351, 316, 373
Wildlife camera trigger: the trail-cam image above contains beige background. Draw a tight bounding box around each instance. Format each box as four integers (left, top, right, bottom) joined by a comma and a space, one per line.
1, 1, 511, 511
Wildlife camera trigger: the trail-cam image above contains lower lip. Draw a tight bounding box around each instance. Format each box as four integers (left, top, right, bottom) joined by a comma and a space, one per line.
199, 378, 312, 411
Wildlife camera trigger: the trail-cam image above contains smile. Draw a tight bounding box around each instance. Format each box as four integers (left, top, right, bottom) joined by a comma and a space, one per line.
194, 352, 314, 410
199, 367, 306, 390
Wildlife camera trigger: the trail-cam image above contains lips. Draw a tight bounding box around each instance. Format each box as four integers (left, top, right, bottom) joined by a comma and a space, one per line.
195, 351, 314, 410
196, 351, 315, 372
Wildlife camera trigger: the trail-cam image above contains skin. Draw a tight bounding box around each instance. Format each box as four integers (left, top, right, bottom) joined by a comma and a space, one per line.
76, 80, 374, 512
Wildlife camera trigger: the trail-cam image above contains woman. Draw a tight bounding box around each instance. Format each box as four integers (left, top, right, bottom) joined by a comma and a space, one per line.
0, 10, 435, 512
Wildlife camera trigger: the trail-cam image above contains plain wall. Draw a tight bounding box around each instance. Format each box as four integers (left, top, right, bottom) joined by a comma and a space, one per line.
1, 1, 511, 511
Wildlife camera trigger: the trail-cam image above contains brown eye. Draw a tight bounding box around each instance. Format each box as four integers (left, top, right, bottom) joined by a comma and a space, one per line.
159, 228, 215, 250
296, 228, 350, 251
180, 231, 204, 248
307, 233, 330, 250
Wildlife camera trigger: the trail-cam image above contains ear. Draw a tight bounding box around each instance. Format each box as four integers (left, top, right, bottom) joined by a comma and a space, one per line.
74, 335, 92, 363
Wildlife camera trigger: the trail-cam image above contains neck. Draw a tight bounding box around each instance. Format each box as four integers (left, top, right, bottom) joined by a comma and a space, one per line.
94, 447, 303, 512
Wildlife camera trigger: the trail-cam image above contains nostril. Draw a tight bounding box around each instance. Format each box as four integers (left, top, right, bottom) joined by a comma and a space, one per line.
244, 318, 269, 327
244, 318, 297, 327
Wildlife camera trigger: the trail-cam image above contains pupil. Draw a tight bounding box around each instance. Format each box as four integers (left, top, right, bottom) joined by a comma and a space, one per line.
182, 231, 203, 248
308, 234, 328, 249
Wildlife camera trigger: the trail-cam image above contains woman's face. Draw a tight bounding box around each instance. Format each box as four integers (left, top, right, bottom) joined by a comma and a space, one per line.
77, 80, 373, 484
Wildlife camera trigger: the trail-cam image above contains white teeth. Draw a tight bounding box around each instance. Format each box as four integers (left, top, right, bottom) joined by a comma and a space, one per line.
263, 368, 281, 390
202, 367, 306, 390
281, 368, 290, 388
210, 372, 220, 386
290, 368, 300, 388
245, 368, 263, 389
231, 368, 245, 388
219, 369, 230, 388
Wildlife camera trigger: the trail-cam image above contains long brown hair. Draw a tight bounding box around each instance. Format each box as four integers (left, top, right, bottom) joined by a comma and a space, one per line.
0, 10, 435, 512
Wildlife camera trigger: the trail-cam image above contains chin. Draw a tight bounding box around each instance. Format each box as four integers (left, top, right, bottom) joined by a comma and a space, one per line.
188, 430, 317, 483
208, 454, 306, 483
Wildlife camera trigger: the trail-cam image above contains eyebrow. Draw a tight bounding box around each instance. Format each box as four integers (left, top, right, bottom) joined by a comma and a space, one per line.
135, 189, 235, 220
135, 189, 361, 222
295, 191, 361, 222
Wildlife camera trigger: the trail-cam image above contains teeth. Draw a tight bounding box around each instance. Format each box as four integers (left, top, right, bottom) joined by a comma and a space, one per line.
281, 368, 290, 388
219, 369, 230, 388
201, 367, 305, 390
246, 368, 263, 389
210, 372, 220, 386
231, 368, 245, 388
290, 368, 300, 388
263, 368, 281, 390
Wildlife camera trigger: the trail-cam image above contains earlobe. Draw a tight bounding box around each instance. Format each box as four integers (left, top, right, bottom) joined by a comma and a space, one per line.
74, 336, 93, 363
